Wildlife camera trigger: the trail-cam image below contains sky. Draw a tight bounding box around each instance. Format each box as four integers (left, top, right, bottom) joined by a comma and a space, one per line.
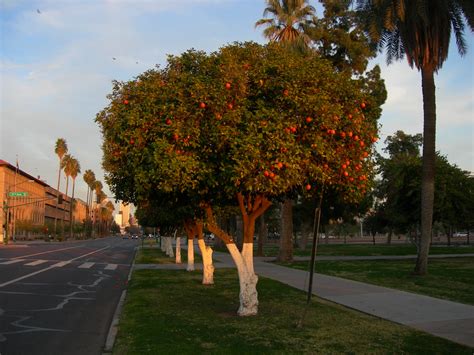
1, 0, 473, 209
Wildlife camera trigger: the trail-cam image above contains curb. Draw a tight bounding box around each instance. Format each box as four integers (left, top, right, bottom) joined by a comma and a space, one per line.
103, 246, 138, 354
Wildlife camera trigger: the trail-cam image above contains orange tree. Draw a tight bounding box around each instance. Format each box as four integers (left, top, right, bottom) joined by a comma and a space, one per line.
96, 42, 385, 316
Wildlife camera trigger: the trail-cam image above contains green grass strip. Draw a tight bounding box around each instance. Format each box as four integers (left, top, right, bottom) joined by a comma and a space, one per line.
113, 268, 471, 354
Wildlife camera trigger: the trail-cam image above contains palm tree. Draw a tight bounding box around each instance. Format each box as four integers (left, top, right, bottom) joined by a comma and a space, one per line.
69, 158, 81, 239
54, 138, 68, 235
353, 0, 473, 275
255, 0, 316, 48
93, 181, 104, 236
60, 153, 73, 235
104, 201, 115, 234
83, 169, 95, 219
256, 0, 317, 262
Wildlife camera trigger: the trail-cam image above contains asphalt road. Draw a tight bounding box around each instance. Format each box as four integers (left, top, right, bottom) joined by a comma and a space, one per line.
0, 237, 137, 355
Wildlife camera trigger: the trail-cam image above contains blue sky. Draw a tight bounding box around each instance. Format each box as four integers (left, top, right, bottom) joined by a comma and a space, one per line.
1, 0, 473, 203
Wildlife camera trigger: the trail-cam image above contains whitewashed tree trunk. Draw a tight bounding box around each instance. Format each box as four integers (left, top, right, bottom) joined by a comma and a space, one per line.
187, 238, 195, 271
197, 239, 214, 285
164, 237, 169, 255
167, 237, 174, 258
161, 236, 166, 252
227, 242, 258, 316
175, 236, 182, 263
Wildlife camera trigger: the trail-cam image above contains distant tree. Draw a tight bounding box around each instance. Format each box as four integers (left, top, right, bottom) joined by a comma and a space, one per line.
307, 0, 375, 73
54, 138, 68, 235
375, 131, 474, 246
60, 154, 74, 235
83, 169, 95, 218
255, 0, 316, 48
69, 157, 81, 239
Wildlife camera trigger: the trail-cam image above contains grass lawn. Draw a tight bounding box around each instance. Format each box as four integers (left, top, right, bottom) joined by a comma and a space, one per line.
256, 243, 474, 257
278, 257, 474, 305
135, 246, 202, 264
113, 269, 471, 354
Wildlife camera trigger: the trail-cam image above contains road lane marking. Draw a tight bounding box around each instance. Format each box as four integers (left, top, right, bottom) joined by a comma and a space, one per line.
78, 262, 94, 269
104, 264, 117, 270
51, 261, 71, 268
0, 259, 25, 265
0, 245, 110, 288
24, 260, 48, 266
11, 245, 84, 260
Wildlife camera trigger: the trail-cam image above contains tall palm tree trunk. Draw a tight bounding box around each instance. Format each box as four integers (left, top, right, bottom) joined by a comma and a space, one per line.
62, 178, 69, 236
85, 186, 90, 219
69, 180, 76, 239
414, 66, 437, 276
54, 161, 61, 235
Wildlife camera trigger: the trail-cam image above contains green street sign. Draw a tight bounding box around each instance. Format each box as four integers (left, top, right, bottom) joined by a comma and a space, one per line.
9, 192, 28, 197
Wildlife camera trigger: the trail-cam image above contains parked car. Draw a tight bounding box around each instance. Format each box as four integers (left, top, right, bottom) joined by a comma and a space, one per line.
453, 232, 468, 237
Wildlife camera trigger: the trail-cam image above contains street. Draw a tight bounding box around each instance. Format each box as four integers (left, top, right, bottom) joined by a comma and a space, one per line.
0, 237, 137, 355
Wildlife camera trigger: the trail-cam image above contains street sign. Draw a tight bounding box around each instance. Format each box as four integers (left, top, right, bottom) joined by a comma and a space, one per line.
8, 192, 28, 197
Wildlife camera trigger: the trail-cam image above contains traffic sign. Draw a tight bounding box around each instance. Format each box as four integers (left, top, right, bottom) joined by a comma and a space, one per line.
9, 192, 28, 197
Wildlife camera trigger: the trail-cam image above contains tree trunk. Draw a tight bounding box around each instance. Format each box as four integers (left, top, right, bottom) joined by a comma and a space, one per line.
161, 236, 166, 252
184, 221, 196, 271
69, 179, 75, 239
187, 238, 195, 271
204, 195, 271, 316
447, 226, 452, 247
386, 229, 392, 245
227, 242, 258, 316
54, 160, 61, 236
299, 222, 311, 251
277, 199, 294, 262
197, 238, 214, 285
166, 237, 174, 257
62, 177, 69, 236
414, 67, 436, 276
175, 236, 182, 264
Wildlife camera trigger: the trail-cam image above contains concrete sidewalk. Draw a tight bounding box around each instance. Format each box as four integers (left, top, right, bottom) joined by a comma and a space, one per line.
213, 251, 474, 348
136, 249, 474, 348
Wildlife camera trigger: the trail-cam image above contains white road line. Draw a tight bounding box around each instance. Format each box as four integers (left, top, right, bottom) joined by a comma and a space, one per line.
11, 245, 84, 260
0, 259, 25, 265
51, 261, 71, 268
24, 260, 48, 266
104, 264, 118, 271
78, 262, 95, 269
0, 245, 111, 288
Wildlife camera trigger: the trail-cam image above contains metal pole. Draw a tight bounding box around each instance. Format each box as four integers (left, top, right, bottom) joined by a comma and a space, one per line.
5, 200, 10, 245
306, 188, 324, 304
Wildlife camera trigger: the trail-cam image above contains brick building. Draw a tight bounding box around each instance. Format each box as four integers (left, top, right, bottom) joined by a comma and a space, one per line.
1, 159, 89, 242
